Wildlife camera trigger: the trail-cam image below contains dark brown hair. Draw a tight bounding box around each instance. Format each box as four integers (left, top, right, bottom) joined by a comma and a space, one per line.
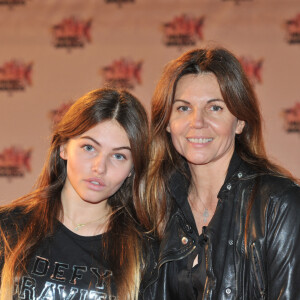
0, 88, 149, 299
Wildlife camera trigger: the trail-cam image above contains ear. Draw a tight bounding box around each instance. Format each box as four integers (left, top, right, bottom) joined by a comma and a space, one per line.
235, 120, 245, 135
166, 123, 171, 133
59, 144, 67, 160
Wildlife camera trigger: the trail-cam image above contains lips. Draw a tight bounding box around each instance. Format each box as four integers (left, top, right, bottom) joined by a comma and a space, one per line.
85, 178, 106, 191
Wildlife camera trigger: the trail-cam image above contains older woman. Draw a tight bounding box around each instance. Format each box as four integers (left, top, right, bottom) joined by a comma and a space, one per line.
144, 47, 300, 299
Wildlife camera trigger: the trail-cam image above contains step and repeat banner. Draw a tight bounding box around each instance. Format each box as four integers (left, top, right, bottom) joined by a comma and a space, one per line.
0, 0, 299, 204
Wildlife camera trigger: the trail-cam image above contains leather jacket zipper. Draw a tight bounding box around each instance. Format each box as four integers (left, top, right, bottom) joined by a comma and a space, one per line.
142, 244, 197, 296
251, 243, 266, 299
158, 244, 197, 269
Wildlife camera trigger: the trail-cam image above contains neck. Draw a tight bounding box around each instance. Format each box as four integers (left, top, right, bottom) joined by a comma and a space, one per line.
61, 201, 111, 224
60, 185, 111, 222
188, 152, 233, 205
60, 192, 112, 236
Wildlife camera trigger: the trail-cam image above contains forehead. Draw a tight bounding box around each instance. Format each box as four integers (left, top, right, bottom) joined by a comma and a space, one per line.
175, 73, 222, 100
78, 120, 130, 145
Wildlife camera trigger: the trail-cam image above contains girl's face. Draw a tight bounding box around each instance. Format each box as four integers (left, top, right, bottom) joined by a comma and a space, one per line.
60, 119, 133, 205
167, 73, 245, 167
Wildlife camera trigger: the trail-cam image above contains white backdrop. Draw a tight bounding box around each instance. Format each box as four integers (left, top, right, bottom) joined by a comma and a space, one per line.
0, 0, 299, 204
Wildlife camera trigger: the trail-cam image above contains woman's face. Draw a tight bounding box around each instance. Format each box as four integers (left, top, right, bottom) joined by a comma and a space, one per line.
60, 119, 133, 205
167, 73, 244, 167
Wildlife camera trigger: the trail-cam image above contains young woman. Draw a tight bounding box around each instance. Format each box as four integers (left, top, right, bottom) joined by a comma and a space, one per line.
0, 88, 154, 300
144, 47, 300, 299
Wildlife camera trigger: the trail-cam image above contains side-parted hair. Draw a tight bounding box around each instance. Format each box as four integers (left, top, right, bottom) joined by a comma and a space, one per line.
0, 88, 150, 299
146, 47, 295, 237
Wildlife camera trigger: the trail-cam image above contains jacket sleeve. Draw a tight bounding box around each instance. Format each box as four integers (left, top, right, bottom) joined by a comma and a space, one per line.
266, 182, 300, 299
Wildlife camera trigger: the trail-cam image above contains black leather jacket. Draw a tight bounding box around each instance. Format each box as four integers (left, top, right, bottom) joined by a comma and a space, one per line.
142, 153, 300, 300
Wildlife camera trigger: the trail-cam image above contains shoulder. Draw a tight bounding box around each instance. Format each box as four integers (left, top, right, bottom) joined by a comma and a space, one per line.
234, 162, 300, 219
239, 161, 300, 203
141, 232, 160, 259
0, 206, 29, 234
253, 175, 300, 225
0, 205, 26, 219
140, 233, 159, 290
257, 174, 300, 204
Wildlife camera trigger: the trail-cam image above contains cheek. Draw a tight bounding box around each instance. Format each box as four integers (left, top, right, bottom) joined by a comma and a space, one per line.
67, 153, 87, 176
210, 118, 238, 138
109, 167, 132, 192
168, 120, 191, 154
111, 163, 132, 181
66, 158, 79, 180
168, 120, 185, 140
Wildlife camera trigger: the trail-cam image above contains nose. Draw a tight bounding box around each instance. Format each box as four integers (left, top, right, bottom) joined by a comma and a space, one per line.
190, 108, 205, 128
92, 154, 107, 175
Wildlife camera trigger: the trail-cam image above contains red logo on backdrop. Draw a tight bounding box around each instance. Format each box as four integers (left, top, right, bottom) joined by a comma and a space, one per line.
221, 0, 253, 4
162, 15, 205, 47
101, 58, 142, 89
239, 56, 263, 85
0, 60, 33, 91
0, 146, 32, 178
282, 102, 300, 133
0, 0, 26, 6
51, 17, 92, 49
285, 13, 300, 44
49, 101, 74, 128
105, 0, 134, 4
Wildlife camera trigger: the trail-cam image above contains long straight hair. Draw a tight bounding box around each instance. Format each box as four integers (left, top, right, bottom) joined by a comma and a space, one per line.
147, 47, 295, 237
0, 88, 150, 299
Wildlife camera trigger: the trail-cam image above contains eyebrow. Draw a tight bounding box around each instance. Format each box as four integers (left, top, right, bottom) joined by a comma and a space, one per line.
173, 98, 224, 104
80, 136, 131, 151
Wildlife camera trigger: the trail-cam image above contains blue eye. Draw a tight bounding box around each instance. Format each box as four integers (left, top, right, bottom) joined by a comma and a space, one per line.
83, 145, 94, 152
114, 153, 126, 160
177, 106, 191, 112
210, 105, 223, 111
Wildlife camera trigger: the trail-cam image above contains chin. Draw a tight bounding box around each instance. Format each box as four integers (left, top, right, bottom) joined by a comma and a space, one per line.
81, 195, 106, 204
86, 199, 106, 205
188, 161, 210, 166
186, 154, 209, 165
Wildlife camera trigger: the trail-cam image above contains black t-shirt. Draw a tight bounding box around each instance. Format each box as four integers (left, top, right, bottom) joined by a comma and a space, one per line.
15, 222, 117, 300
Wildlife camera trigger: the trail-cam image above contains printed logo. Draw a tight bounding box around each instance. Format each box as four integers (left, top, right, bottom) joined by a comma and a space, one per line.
285, 13, 300, 44
0, 146, 32, 178
51, 17, 92, 49
239, 56, 263, 85
0, 0, 26, 6
282, 102, 300, 133
104, 0, 134, 5
101, 58, 142, 89
221, 0, 253, 4
0, 60, 33, 92
162, 14, 205, 47
49, 101, 73, 128
17, 255, 116, 299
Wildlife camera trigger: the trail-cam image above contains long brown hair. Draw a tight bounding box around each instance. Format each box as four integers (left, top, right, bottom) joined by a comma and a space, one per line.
0, 88, 150, 299
146, 47, 294, 237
